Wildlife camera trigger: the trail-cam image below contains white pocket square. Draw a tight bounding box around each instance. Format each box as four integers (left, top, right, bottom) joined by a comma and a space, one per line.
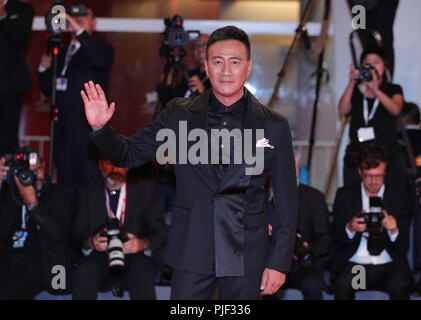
10, 14, 19, 20
256, 138, 274, 149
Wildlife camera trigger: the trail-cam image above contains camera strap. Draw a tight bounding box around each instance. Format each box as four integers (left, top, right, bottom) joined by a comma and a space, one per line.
21, 205, 28, 230
104, 183, 127, 226
363, 95, 380, 126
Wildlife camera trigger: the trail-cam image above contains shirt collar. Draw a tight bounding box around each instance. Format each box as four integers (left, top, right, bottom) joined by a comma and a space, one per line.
405, 124, 421, 131
209, 88, 247, 119
4, 0, 8, 6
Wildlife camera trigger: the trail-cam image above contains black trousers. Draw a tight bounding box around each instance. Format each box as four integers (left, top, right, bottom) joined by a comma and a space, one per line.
0, 93, 23, 157
171, 269, 263, 300
334, 261, 413, 300
283, 261, 325, 300
72, 251, 157, 300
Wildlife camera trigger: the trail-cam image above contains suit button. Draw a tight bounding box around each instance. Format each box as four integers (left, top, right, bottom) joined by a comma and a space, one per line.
235, 250, 242, 255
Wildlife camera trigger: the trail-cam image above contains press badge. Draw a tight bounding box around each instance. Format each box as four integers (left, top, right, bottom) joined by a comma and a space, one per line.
56, 77, 68, 91
357, 127, 375, 142
12, 231, 28, 248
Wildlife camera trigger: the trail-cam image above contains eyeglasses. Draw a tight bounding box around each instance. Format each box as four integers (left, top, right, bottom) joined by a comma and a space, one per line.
362, 173, 385, 180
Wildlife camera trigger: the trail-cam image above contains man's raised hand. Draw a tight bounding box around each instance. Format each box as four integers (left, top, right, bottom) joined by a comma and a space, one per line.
81, 81, 115, 131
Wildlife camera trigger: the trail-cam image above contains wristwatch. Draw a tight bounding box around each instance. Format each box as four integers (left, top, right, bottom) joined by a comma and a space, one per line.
143, 238, 152, 257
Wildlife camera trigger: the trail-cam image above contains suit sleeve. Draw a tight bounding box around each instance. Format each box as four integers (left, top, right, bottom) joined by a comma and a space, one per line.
72, 184, 91, 250
309, 191, 330, 257
0, 3, 34, 50
77, 31, 114, 70
267, 117, 298, 273
332, 188, 360, 246
384, 193, 411, 258
89, 99, 179, 168
140, 182, 167, 252
28, 187, 74, 244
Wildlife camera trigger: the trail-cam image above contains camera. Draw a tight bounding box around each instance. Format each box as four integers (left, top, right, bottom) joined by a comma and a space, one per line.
358, 64, 377, 82
161, 15, 200, 50
4, 152, 38, 186
101, 218, 129, 275
356, 196, 385, 256
45, 2, 89, 35
294, 232, 311, 267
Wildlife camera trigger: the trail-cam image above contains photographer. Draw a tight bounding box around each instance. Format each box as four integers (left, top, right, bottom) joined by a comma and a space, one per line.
38, 2, 114, 191
338, 46, 407, 193
267, 153, 329, 300
0, 146, 74, 299
157, 33, 211, 106
332, 146, 413, 300
0, 0, 34, 157
72, 158, 167, 300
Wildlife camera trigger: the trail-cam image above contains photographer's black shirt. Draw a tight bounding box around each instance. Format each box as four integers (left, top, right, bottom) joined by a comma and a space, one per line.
349, 83, 403, 158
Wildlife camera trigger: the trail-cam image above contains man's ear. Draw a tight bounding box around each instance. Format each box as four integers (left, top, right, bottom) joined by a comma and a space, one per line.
204, 59, 209, 78
246, 59, 253, 78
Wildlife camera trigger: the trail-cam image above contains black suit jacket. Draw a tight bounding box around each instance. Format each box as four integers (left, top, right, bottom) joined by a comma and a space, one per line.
332, 183, 411, 275
38, 31, 114, 188
0, 0, 34, 94
0, 181, 74, 294
297, 184, 330, 259
89, 89, 298, 276
73, 177, 167, 265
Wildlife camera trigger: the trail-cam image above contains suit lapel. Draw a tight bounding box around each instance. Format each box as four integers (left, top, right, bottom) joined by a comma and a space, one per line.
187, 91, 219, 192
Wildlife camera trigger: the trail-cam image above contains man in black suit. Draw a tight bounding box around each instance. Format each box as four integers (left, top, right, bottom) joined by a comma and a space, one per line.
80, 26, 298, 300
0, 146, 74, 299
38, 3, 114, 191
266, 153, 330, 300
0, 0, 34, 157
332, 146, 413, 300
72, 158, 167, 299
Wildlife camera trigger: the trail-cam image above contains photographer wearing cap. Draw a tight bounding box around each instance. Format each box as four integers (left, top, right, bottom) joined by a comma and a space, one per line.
332, 146, 413, 300
0, 0, 34, 157
38, 2, 114, 191
72, 158, 167, 299
0, 146, 74, 299
339, 46, 407, 193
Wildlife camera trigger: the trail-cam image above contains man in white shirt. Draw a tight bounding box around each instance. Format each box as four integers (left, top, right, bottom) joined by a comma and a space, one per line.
332, 145, 413, 300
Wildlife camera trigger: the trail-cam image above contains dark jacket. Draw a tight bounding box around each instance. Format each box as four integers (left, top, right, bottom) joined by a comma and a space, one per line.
332, 183, 411, 275
0, 0, 34, 94
89, 89, 298, 276
0, 181, 74, 294
72, 177, 167, 266
297, 184, 330, 259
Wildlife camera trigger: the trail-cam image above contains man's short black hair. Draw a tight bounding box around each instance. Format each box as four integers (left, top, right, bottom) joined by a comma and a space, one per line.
206, 26, 251, 60
401, 102, 421, 125
358, 145, 388, 171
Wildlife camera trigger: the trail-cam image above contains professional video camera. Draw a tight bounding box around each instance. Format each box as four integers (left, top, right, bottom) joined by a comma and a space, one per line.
101, 218, 129, 297
294, 232, 312, 267
160, 14, 200, 55
356, 196, 385, 256
4, 151, 38, 187
45, 1, 89, 37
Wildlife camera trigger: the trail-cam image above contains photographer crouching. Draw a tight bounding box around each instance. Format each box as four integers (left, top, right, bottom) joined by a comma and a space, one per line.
0, 146, 74, 299
332, 146, 413, 300
72, 158, 167, 299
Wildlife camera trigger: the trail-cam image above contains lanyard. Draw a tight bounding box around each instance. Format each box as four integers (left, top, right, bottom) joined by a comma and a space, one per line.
363, 96, 380, 127
21, 206, 27, 230
61, 42, 79, 76
104, 183, 127, 226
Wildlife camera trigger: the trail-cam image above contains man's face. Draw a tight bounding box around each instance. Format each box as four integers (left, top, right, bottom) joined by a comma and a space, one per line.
359, 162, 386, 195
99, 159, 129, 184
192, 34, 209, 66
204, 39, 252, 104
73, 8, 96, 34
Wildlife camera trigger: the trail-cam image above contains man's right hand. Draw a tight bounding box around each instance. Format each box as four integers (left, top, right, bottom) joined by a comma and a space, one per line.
347, 216, 366, 233
81, 81, 115, 131
91, 230, 108, 252
40, 54, 52, 69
